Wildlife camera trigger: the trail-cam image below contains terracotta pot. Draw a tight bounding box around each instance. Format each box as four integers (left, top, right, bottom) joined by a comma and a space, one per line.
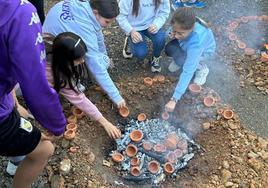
203, 96, 215, 107
260, 52, 268, 62
240, 16, 249, 23
244, 48, 255, 56
223, 109, 234, 120
130, 157, 140, 166
69, 146, 79, 153
148, 160, 160, 174
130, 130, 143, 142
137, 113, 146, 121
72, 107, 85, 119
111, 152, 124, 163
152, 76, 158, 83
188, 83, 202, 94
64, 129, 76, 140
228, 33, 237, 41
143, 77, 153, 86
67, 115, 77, 124
131, 166, 141, 176
237, 41, 246, 49
66, 123, 78, 132
163, 162, 175, 175
164, 133, 178, 150
119, 106, 130, 118
174, 149, 183, 158
217, 108, 224, 115
153, 143, 167, 153
177, 139, 188, 152
229, 21, 239, 30
162, 111, 169, 120
157, 75, 165, 84
165, 151, 177, 164
125, 144, 138, 157
142, 141, 153, 151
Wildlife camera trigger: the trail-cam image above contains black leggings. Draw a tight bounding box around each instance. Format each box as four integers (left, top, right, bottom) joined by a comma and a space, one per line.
29, 0, 45, 24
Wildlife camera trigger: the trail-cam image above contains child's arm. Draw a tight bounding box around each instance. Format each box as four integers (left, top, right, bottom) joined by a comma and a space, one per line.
152, 0, 170, 30
116, 0, 133, 35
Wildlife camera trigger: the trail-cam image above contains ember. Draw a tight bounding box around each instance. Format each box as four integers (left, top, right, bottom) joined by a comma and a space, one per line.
111, 119, 200, 185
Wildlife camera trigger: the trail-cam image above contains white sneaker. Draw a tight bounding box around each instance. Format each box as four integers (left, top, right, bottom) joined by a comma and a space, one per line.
6, 161, 18, 176
151, 56, 161, 73
77, 80, 86, 92
122, 37, 133, 59
168, 60, 180, 72
193, 64, 209, 85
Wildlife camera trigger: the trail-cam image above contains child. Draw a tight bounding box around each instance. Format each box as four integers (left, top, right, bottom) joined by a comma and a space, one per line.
117, 0, 170, 72
171, 0, 206, 10
0, 0, 66, 187
165, 8, 216, 112
45, 32, 121, 140
43, 0, 127, 109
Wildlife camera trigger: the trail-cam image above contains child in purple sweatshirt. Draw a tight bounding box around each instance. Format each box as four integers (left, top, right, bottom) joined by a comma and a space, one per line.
0, 0, 66, 187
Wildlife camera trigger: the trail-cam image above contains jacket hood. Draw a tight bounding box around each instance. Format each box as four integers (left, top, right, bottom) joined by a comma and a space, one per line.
0, 0, 20, 27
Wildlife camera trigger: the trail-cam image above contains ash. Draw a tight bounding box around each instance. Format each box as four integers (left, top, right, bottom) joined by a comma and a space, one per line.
111, 118, 200, 186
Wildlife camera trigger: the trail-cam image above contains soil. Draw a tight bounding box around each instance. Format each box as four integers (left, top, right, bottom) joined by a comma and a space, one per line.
0, 0, 268, 188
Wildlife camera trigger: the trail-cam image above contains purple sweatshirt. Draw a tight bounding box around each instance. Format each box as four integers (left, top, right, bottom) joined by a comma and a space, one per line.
0, 0, 66, 136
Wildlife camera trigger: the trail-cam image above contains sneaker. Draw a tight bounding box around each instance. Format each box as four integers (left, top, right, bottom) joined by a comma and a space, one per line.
122, 37, 133, 59
151, 56, 162, 73
193, 64, 209, 85
6, 161, 18, 176
168, 60, 180, 72
185, 1, 206, 8
77, 80, 86, 92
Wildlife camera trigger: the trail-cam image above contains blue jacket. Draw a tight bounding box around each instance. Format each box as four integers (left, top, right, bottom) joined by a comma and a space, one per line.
43, 0, 123, 104
172, 22, 216, 100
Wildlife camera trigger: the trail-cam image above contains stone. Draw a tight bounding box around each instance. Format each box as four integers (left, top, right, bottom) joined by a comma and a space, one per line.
221, 169, 232, 183
223, 161, 230, 169
257, 137, 267, 150
102, 160, 111, 167
61, 139, 70, 148
88, 152, 96, 163
51, 175, 65, 188
225, 181, 233, 187
60, 159, 71, 175
248, 158, 262, 171
203, 122, 211, 130
247, 151, 259, 159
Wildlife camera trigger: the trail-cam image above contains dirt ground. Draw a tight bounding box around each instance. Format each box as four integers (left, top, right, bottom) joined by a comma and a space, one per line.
0, 0, 268, 187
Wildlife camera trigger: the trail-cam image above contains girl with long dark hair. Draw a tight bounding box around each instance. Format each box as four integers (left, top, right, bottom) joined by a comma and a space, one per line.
46, 32, 121, 139
117, 0, 170, 72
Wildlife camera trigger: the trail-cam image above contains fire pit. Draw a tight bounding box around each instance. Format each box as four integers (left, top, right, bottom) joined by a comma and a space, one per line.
110, 119, 200, 186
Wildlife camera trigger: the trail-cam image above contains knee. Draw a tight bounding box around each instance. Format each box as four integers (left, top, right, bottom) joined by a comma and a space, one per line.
165, 42, 174, 57
133, 45, 148, 59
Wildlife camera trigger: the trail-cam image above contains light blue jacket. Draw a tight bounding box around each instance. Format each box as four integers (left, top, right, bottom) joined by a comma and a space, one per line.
43, 0, 123, 104
117, 0, 170, 34
172, 22, 216, 101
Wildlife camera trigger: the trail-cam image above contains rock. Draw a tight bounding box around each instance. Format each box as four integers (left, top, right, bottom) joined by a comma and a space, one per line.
60, 159, 71, 175
257, 137, 267, 150
203, 122, 211, 130
260, 151, 268, 160
88, 152, 96, 163
46, 165, 54, 182
221, 169, 232, 183
247, 151, 259, 159
61, 139, 70, 148
223, 161, 230, 169
228, 121, 239, 130
51, 175, 65, 188
225, 181, 233, 187
248, 158, 262, 171
102, 160, 111, 167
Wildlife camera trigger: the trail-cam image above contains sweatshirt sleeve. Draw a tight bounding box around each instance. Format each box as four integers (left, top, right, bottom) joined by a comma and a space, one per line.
116, 0, 133, 35
152, 0, 170, 30
8, 2, 66, 136
172, 40, 203, 101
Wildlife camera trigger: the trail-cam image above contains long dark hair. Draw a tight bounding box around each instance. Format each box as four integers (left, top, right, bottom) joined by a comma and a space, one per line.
52, 32, 88, 93
89, 0, 119, 19
132, 0, 161, 17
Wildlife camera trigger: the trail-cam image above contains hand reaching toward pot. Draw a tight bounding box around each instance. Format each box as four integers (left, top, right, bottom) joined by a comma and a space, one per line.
148, 24, 158, 34
165, 100, 177, 112
98, 117, 121, 139
117, 99, 126, 109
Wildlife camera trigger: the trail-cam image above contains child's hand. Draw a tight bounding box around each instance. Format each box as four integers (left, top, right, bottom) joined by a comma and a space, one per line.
117, 99, 126, 109
130, 30, 143, 43
98, 117, 122, 139
148, 24, 158, 34
165, 100, 177, 112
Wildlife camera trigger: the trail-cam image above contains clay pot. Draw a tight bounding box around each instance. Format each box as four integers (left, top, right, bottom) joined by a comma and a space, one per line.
157, 75, 165, 84
119, 106, 130, 118
244, 48, 255, 56
162, 111, 169, 120
111, 152, 124, 163
188, 83, 202, 94
165, 133, 178, 150
152, 76, 158, 83
203, 96, 215, 107
66, 123, 78, 132
163, 162, 175, 175
131, 166, 141, 176
166, 151, 177, 164
223, 109, 234, 120
217, 108, 224, 115
240, 16, 249, 23
125, 144, 138, 157
142, 141, 153, 151
174, 149, 183, 158
228, 33, 237, 41
260, 52, 268, 62
72, 107, 85, 119
153, 143, 167, 153
143, 77, 153, 86
177, 139, 188, 152
148, 161, 160, 174
130, 130, 143, 142
67, 115, 77, 124
137, 113, 146, 121
69, 146, 79, 153
237, 41, 246, 49
229, 21, 239, 29
64, 129, 76, 140
130, 157, 140, 166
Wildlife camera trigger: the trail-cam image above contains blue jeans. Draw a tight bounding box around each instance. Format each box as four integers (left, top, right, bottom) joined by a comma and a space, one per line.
165, 39, 186, 66
130, 28, 166, 60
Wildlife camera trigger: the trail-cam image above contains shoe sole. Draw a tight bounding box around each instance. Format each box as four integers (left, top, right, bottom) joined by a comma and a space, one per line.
122, 37, 133, 59
151, 67, 161, 73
